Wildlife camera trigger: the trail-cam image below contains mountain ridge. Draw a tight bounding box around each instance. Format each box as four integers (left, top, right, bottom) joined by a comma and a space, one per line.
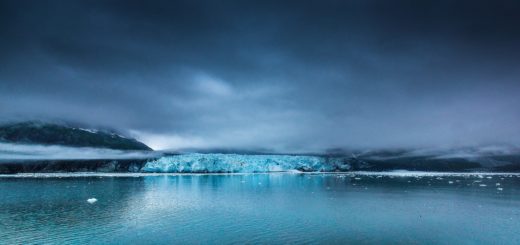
0, 121, 152, 151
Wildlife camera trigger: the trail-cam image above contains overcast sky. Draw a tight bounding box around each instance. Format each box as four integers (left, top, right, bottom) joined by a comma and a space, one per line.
1, 0, 520, 151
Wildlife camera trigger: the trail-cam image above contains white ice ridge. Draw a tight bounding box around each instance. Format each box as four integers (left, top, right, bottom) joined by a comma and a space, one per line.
142, 153, 351, 173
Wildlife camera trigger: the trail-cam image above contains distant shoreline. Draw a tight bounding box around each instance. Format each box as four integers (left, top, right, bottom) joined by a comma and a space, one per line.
2, 171, 520, 178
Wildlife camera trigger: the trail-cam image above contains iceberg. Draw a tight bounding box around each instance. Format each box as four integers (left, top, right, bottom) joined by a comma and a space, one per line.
142, 153, 350, 173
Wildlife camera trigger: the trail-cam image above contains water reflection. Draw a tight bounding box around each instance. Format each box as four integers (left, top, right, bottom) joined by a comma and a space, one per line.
1, 174, 520, 244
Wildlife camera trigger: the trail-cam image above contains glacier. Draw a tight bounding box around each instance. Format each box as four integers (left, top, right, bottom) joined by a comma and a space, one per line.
142, 153, 351, 173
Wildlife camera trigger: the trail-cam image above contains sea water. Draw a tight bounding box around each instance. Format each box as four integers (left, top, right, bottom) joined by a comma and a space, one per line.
1, 173, 520, 244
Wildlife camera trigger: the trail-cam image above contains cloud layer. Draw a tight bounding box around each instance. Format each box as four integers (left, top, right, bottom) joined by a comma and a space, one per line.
1, 0, 520, 151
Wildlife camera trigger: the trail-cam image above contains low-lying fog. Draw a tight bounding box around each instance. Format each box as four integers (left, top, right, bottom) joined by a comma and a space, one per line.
0, 143, 160, 162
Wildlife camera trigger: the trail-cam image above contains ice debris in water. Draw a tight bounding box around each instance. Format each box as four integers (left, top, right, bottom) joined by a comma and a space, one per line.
87, 198, 97, 204
142, 153, 350, 173
448, 181, 454, 184
497, 188, 503, 191
479, 184, 487, 187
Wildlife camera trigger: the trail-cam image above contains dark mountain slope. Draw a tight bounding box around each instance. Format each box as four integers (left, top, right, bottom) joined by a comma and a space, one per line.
0, 121, 152, 151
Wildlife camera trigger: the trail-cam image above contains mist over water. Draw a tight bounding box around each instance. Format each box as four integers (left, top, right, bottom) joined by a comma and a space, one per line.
0, 143, 158, 162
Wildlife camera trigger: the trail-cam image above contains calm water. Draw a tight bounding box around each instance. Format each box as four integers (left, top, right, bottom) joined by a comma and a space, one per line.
1, 173, 520, 244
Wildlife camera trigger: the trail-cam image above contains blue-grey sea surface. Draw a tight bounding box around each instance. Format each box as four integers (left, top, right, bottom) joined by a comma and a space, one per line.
1, 173, 519, 244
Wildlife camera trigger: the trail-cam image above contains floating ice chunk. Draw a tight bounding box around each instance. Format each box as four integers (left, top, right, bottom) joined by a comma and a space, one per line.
479, 184, 487, 187
497, 187, 503, 191
448, 181, 454, 184
87, 198, 97, 204
354, 177, 362, 180
496, 183, 501, 186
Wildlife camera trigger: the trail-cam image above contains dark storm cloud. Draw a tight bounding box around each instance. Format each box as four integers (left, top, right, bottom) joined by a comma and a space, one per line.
1, 0, 520, 151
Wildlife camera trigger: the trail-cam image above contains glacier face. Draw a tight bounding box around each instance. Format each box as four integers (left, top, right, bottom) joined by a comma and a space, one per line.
142, 153, 351, 173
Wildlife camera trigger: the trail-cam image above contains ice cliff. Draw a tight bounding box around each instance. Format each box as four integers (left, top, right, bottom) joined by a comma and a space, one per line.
142, 153, 351, 173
